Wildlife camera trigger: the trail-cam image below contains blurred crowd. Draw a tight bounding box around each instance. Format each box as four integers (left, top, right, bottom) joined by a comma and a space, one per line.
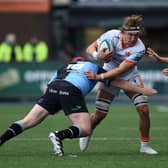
0, 33, 48, 63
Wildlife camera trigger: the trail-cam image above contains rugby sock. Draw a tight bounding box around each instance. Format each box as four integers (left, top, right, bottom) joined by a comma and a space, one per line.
56, 125, 81, 140
140, 136, 150, 147
0, 122, 24, 145
140, 136, 150, 142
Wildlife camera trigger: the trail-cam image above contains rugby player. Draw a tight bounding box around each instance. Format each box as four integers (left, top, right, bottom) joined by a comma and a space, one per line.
80, 15, 158, 155
0, 57, 156, 156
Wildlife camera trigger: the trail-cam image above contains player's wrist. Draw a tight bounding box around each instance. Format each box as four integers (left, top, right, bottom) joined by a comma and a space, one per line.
97, 73, 105, 80
100, 73, 105, 80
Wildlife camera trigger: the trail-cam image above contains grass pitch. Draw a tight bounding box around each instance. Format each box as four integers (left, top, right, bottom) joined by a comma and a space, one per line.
0, 103, 168, 168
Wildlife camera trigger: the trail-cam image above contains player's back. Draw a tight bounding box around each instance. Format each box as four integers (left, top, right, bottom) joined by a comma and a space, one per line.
49, 61, 99, 96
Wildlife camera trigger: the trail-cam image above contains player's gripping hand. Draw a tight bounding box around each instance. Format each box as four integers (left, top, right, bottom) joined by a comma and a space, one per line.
97, 49, 114, 62
85, 71, 97, 80
147, 47, 161, 61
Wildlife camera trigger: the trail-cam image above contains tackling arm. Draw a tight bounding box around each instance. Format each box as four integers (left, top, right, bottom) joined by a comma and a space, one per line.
110, 79, 157, 96
85, 60, 136, 80
84, 62, 157, 96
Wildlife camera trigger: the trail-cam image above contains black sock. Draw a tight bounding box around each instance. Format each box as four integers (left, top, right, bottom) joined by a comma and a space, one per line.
56, 125, 80, 140
0, 122, 23, 145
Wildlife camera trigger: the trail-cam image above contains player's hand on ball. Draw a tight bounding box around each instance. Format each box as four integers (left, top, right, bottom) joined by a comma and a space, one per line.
97, 39, 114, 62
97, 50, 113, 62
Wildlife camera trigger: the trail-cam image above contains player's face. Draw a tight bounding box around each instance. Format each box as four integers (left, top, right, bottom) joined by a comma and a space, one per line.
123, 32, 139, 46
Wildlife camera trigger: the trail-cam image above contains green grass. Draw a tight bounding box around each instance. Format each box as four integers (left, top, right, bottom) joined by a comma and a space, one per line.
0, 104, 168, 168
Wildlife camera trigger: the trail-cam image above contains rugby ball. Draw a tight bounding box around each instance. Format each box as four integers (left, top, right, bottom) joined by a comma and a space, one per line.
98, 39, 113, 54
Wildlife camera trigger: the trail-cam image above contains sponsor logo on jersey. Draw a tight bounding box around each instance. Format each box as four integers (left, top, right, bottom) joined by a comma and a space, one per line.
49, 88, 58, 94
59, 90, 69, 95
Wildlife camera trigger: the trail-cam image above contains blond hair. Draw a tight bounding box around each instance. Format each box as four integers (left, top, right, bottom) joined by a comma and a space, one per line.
120, 15, 144, 34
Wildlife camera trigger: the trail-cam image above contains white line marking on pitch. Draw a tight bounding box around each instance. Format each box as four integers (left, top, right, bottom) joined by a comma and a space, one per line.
13, 137, 168, 141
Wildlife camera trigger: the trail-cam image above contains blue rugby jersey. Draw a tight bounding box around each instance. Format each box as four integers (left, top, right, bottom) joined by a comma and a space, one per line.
48, 61, 106, 96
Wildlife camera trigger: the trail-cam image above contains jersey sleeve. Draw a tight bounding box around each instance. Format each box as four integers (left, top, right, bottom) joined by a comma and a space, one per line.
97, 30, 118, 47
125, 38, 146, 64
97, 31, 112, 45
125, 50, 145, 63
47, 71, 57, 85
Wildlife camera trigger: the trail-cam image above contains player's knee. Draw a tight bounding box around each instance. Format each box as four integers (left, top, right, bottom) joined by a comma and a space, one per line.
21, 119, 37, 129
81, 127, 92, 137
136, 103, 149, 117
95, 98, 111, 113
137, 105, 149, 117
132, 93, 150, 116
137, 104, 149, 112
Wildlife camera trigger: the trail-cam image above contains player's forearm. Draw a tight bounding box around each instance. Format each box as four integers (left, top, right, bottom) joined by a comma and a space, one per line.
111, 79, 157, 96
96, 68, 123, 80
111, 79, 140, 92
159, 57, 168, 63
96, 61, 135, 80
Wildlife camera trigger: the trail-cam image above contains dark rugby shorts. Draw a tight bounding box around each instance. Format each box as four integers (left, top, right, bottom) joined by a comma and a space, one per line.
37, 80, 88, 115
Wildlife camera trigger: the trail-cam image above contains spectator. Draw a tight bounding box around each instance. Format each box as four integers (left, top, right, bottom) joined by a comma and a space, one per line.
23, 37, 48, 63
0, 33, 23, 63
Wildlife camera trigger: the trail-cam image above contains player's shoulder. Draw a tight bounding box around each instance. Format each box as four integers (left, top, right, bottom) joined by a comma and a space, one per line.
98, 29, 120, 44
83, 61, 98, 71
135, 38, 146, 51
104, 29, 120, 37
84, 61, 97, 67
